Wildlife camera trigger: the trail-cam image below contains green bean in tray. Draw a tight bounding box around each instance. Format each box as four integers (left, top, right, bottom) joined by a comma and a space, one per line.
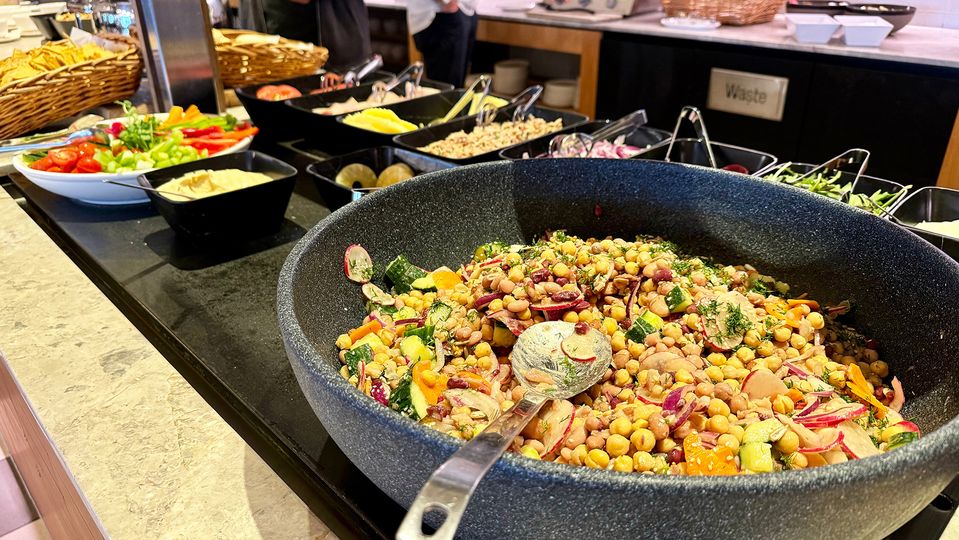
763, 167, 910, 216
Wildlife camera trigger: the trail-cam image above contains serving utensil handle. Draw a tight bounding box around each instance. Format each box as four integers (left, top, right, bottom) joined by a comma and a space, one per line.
666, 105, 718, 169
396, 393, 548, 540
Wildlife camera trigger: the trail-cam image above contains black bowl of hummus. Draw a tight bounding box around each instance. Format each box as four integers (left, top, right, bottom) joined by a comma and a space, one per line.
137, 151, 297, 240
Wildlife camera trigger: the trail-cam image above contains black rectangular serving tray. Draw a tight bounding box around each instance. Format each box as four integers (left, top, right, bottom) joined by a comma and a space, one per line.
498, 120, 671, 160
890, 186, 959, 261
235, 71, 395, 141
137, 151, 297, 241
391, 105, 589, 165
759, 161, 911, 216
306, 146, 456, 209
639, 138, 777, 175
284, 80, 455, 152
330, 90, 514, 152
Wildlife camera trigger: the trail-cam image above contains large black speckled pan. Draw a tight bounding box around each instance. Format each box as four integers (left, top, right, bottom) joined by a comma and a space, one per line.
277, 159, 959, 539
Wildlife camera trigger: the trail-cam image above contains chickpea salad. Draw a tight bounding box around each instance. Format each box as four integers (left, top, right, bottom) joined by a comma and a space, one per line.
336, 233, 919, 476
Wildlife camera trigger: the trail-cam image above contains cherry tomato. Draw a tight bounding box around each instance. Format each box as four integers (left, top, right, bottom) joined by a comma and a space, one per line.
49, 148, 79, 170
75, 156, 102, 173
77, 142, 98, 158
46, 166, 62, 173
30, 156, 54, 171
722, 164, 750, 174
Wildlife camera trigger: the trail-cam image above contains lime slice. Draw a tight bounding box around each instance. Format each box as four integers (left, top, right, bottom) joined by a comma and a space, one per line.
335, 163, 377, 189
376, 163, 414, 187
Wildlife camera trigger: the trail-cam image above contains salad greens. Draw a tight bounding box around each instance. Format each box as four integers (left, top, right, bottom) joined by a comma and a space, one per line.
764, 165, 910, 216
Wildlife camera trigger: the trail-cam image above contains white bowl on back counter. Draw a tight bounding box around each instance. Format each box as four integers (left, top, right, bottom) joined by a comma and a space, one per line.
835, 15, 894, 47
785, 13, 840, 44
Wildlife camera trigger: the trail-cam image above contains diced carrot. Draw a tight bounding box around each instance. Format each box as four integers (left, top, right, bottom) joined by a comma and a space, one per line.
787, 299, 821, 311
413, 361, 448, 405
786, 388, 804, 405
348, 319, 382, 343
431, 269, 461, 290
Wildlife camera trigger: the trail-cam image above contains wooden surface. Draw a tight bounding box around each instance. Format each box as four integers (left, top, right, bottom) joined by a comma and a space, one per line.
0, 354, 105, 540
409, 19, 601, 118
939, 108, 959, 189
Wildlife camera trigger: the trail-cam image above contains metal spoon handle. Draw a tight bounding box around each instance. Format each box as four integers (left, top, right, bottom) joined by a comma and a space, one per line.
396, 393, 548, 540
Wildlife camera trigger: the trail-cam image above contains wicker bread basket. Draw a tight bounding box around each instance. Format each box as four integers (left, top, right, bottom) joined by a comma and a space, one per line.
661, 0, 784, 25
0, 36, 141, 140
214, 29, 329, 88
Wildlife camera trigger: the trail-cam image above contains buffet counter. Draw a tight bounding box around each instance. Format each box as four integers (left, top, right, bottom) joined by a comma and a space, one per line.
0, 186, 333, 538
369, 0, 959, 69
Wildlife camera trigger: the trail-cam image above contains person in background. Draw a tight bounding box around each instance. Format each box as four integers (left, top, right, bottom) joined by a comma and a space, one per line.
407, 0, 478, 87
245, 0, 372, 70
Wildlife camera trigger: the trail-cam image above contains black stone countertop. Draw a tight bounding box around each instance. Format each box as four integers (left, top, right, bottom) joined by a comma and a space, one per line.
6, 143, 404, 540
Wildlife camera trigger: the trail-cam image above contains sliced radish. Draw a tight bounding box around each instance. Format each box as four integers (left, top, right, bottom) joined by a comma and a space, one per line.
698, 291, 757, 351
794, 403, 867, 428
344, 244, 373, 283
821, 447, 848, 464
561, 332, 597, 362
362, 282, 394, 305
890, 376, 905, 412
794, 397, 821, 418
634, 387, 664, 406
663, 384, 694, 413
798, 429, 843, 454
896, 420, 920, 434
540, 400, 576, 455
784, 361, 810, 378
837, 420, 880, 459
742, 369, 789, 399
478, 257, 503, 268
530, 297, 582, 312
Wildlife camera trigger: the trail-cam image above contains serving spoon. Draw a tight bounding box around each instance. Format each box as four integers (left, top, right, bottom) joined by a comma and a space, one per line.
396, 321, 612, 540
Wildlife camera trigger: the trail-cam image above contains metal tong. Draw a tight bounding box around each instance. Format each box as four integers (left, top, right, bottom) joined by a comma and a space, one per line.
371, 61, 425, 103
664, 105, 718, 169
548, 109, 648, 157
795, 148, 896, 217
319, 54, 384, 91
428, 75, 492, 127
477, 85, 544, 127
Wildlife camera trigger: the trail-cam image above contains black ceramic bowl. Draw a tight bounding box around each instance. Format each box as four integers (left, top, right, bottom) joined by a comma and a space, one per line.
234, 71, 395, 141
786, 0, 848, 15
306, 146, 456, 209
392, 106, 589, 165
138, 151, 296, 240
640, 138, 777, 175
844, 3, 916, 33
278, 159, 959, 539
285, 80, 455, 152
499, 120, 671, 160
891, 186, 959, 261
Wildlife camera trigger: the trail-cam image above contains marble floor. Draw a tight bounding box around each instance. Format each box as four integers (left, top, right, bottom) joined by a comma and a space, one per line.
0, 434, 48, 540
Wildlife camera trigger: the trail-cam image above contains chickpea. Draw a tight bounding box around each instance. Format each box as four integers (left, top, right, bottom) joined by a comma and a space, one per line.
585, 415, 602, 432
705, 366, 724, 383
611, 332, 627, 352
707, 415, 730, 434
612, 455, 633, 473
871, 360, 889, 378
775, 430, 800, 454
335, 334, 352, 349
721, 365, 740, 380
736, 347, 756, 363
695, 382, 715, 397
586, 435, 606, 450
628, 428, 655, 453
626, 359, 641, 376
729, 394, 748, 413
773, 326, 792, 343
648, 414, 669, 440
743, 330, 762, 348
609, 416, 632, 437
707, 398, 731, 417
788, 452, 808, 469
473, 342, 492, 358
717, 433, 740, 452
633, 451, 656, 472
662, 323, 683, 340
508, 266, 524, 282
610, 305, 627, 321
606, 434, 631, 457
584, 449, 610, 469
613, 350, 630, 370
650, 295, 670, 317
772, 395, 794, 414
807, 311, 825, 330
757, 340, 776, 358
728, 424, 745, 442
790, 333, 807, 349
827, 370, 846, 387
656, 437, 677, 453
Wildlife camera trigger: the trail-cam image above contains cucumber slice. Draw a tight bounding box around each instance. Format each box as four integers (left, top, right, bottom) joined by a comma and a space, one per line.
385, 255, 427, 293
411, 276, 437, 291
399, 335, 432, 364
425, 301, 453, 326
665, 286, 692, 313
739, 442, 774, 473
409, 381, 429, 420
624, 309, 665, 343
394, 306, 418, 321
